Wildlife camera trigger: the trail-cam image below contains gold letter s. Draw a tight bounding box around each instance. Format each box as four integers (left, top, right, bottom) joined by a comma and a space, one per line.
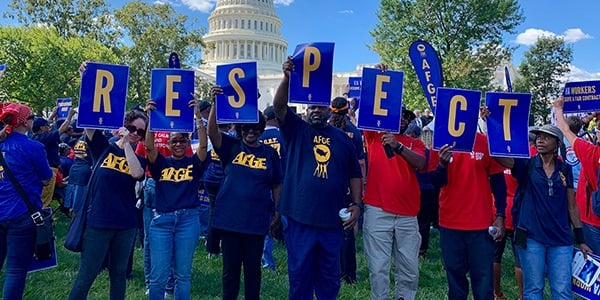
228, 68, 246, 108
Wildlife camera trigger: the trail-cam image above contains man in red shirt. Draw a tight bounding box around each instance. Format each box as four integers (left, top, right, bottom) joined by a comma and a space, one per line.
432, 133, 508, 300
362, 107, 425, 300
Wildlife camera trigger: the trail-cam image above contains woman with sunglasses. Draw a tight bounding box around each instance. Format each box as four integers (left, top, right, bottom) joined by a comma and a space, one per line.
143, 99, 208, 300
69, 64, 148, 300
208, 86, 283, 300
511, 124, 592, 300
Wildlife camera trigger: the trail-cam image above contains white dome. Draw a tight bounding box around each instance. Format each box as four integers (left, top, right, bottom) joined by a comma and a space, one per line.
201, 0, 288, 75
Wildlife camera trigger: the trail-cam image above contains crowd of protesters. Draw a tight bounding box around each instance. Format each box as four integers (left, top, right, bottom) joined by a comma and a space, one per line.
2, 58, 600, 300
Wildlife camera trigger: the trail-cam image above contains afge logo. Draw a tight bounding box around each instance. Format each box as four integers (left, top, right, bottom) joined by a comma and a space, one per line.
312, 136, 331, 179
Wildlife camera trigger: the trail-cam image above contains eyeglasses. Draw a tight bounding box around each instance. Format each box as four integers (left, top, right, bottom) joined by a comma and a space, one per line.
169, 139, 189, 145
125, 125, 146, 136
240, 124, 261, 132
548, 179, 553, 197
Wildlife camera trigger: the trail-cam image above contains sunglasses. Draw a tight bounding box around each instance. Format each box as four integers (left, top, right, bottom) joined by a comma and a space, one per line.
125, 125, 146, 136
240, 124, 261, 132
169, 139, 189, 145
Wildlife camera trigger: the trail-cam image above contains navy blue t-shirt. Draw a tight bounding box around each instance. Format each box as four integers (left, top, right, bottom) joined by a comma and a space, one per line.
512, 156, 573, 246
212, 133, 283, 235
279, 108, 362, 229
344, 122, 366, 160
31, 128, 61, 167
149, 154, 207, 212
259, 126, 286, 173
86, 131, 147, 230
68, 138, 93, 186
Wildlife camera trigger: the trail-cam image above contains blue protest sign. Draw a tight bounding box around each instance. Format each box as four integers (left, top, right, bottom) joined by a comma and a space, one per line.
562, 80, 600, 113
169, 52, 181, 69
432, 88, 481, 152
504, 66, 513, 92
409, 40, 443, 111
485, 92, 531, 158
289, 42, 335, 105
572, 248, 600, 299
216, 61, 258, 123
348, 76, 361, 98
77, 62, 129, 130
149, 69, 195, 132
0, 63, 6, 78
356, 67, 404, 133
56, 98, 73, 121
28, 208, 58, 273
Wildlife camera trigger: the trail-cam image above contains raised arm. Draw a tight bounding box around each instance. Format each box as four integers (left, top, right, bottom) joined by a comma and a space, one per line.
553, 96, 578, 146
192, 99, 208, 162
144, 100, 158, 164
207, 86, 223, 150
58, 107, 77, 135
273, 56, 293, 123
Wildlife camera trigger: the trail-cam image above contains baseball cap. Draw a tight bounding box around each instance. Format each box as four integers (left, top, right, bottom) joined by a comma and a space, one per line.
32, 117, 49, 132
263, 106, 276, 121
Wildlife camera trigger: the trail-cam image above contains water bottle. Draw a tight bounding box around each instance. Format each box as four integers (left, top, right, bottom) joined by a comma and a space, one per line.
488, 226, 500, 239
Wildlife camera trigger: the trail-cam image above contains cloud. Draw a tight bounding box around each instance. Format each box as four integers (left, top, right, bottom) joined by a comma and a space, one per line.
180, 0, 216, 13
563, 64, 600, 82
516, 28, 593, 46
338, 10, 354, 14
274, 0, 294, 5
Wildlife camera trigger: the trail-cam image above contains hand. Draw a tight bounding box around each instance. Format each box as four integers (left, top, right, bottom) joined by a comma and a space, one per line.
269, 213, 283, 242
479, 106, 490, 120
374, 63, 388, 72
438, 144, 454, 168
282, 56, 294, 77
68, 107, 78, 118
492, 217, 506, 242
552, 96, 565, 111
211, 85, 223, 102
118, 126, 131, 143
78, 61, 88, 75
343, 205, 361, 230
145, 99, 156, 112
580, 243, 593, 260
380, 132, 400, 148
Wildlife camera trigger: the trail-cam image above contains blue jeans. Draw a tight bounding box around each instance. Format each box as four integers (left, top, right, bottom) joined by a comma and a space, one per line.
582, 222, 600, 254
0, 213, 35, 300
68, 226, 136, 300
285, 217, 343, 300
439, 227, 495, 300
148, 208, 200, 300
517, 238, 573, 300
199, 205, 209, 237
262, 234, 276, 269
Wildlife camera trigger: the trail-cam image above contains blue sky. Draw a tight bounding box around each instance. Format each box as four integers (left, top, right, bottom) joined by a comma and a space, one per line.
2, 0, 599, 80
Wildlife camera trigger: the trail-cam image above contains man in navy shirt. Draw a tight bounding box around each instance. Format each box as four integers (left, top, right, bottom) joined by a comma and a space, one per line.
272, 57, 363, 299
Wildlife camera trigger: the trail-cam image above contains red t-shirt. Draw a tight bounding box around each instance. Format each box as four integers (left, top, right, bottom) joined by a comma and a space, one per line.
363, 131, 425, 216
573, 138, 600, 227
437, 133, 505, 230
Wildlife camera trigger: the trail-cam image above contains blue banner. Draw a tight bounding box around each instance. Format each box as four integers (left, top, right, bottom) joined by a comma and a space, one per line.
289, 42, 335, 105
572, 248, 600, 299
432, 88, 481, 153
216, 61, 258, 123
485, 92, 531, 158
562, 80, 600, 113
409, 40, 443, 111
356, 67, 404, 133
77, 62, 129, 130
348, 76, 361, 98
56, 98, 73, 121
169, 52, 181, 69
504, 66, 513, 92
149, 69, 195, 132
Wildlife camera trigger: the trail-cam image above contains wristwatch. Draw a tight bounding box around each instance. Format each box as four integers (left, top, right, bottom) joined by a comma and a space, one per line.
394, 143, 405, 155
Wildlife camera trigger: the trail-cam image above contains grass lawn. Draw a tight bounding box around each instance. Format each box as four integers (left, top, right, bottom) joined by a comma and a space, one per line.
1, 211, 528, 299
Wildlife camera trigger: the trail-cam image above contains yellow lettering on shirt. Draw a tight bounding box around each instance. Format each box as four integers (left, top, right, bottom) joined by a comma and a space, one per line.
261, 138, 281, 157
159, 165, 194, 182
312, 136, 331, 145
210, 150, 221, 162
232, 152, 267, 170
100, 153, 130, 175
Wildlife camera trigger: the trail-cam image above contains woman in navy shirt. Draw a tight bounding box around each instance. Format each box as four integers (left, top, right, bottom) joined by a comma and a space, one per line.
144, 99, 209, 300
208, 87, 282, 300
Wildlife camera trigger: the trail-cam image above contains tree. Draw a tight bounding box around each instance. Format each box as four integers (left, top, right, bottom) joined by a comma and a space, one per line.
515, 36, 572, 125
370, 0, 524, 110
3, 0, 120, 47
114, 1, 206, 105
0, 26, 118, 113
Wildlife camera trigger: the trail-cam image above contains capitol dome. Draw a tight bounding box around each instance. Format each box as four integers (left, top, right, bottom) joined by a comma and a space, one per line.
201, 0, 288, 75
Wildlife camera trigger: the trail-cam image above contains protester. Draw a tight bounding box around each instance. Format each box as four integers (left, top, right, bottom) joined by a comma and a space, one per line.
272, 57, 363, 299
144, 99, 208, 300
208, 86, 283, 300
0, 103, 53, 299
68, 62, 147, 300
511, 122, 592, 299
432, 132, 508, 300
64, 136, 93, 215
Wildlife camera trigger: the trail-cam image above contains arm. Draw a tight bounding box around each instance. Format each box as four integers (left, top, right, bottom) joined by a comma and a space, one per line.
207, 86, 222, 150
344, 177, 363, 230
553, 96, 578, 146
493, 157, 514, 169
381, 133, 425, 169
48, 106, 58, 122
273, 56, 293, 123
569, 188, 593, 255
144, 100, 158, 164
58, 107, 77, 135
490, 172, 507, 241
123, 139, 144, 179
194, 102, 208, 162
430, 144, 453, 188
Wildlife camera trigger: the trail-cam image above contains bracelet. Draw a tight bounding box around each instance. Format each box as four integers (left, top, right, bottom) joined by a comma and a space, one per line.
574, 227, 585, 244
394, 143, 405, 155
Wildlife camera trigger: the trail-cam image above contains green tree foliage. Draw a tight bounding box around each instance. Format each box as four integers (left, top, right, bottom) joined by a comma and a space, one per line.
516, 36, 572, 125
114, 1, 206, 105
3, 0, 120, 47
0, 26, 118, 113
371, 0, 524, 110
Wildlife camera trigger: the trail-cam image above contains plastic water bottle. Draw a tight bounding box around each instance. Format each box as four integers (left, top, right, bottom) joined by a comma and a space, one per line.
339, 208, 351, 221
488, 226, 500, 239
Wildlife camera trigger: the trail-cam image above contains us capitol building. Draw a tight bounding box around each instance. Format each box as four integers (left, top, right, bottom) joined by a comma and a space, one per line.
194, 0, 360, 111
